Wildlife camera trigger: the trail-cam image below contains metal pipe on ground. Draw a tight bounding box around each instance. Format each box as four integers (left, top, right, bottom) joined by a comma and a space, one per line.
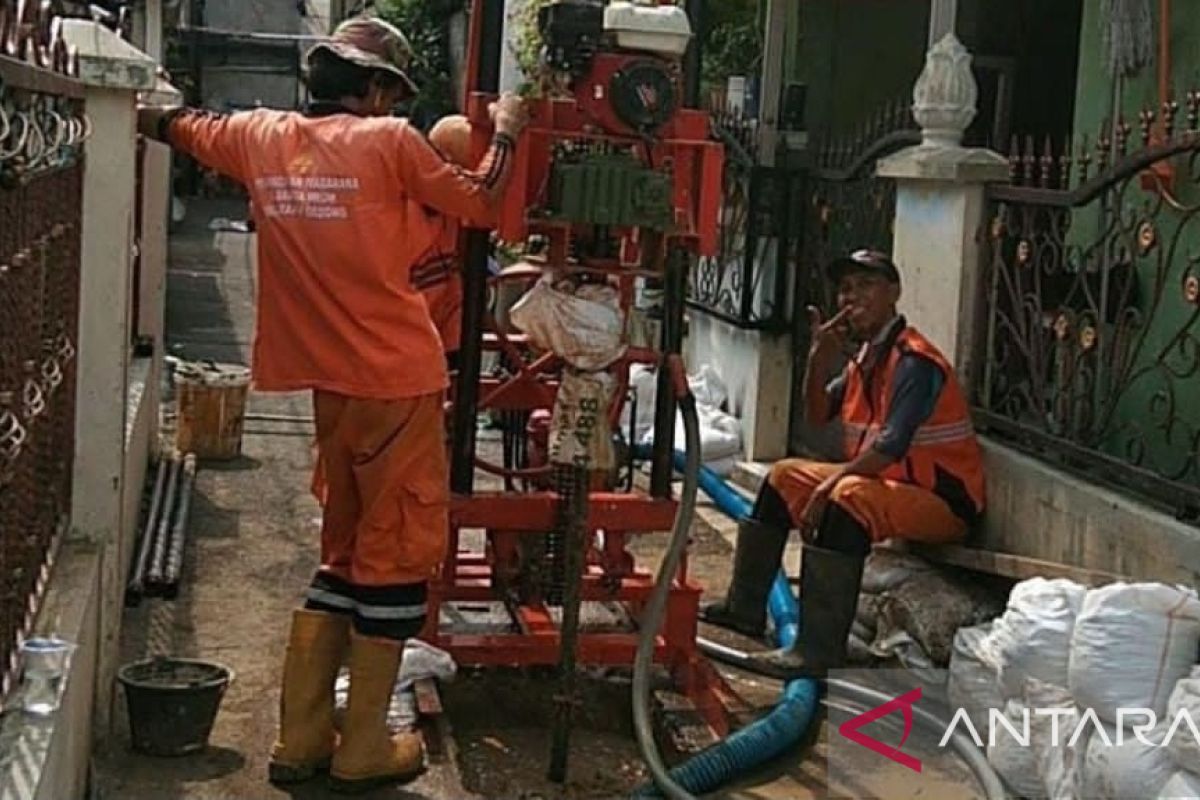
146, 451, 183, 592
126, 456, 169, 606
159, 454, 197, 598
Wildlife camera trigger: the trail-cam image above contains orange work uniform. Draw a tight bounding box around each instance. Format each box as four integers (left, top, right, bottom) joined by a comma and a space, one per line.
770, 321, 984, 544
410, 216, 464, 356
166, 105, 513, 639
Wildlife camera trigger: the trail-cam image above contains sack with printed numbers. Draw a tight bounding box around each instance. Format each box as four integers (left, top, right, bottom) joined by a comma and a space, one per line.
548, 371, 616, 470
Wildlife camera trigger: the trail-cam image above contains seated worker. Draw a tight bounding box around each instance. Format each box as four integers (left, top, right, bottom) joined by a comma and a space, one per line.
138, 15, 527, 793
702, 249, 985, 679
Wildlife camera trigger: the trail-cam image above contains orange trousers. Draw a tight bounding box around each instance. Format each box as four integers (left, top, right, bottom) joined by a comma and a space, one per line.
310, 391, 449, 587
767, 458, 966, 544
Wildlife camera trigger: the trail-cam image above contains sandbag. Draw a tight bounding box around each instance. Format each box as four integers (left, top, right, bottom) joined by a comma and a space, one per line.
688, 364, 728, 410
639, 404, 742, 463
510, 275, 627, 371
1082, 722, 1175, 800
855, 592, 883, 639
1069, 583, 1200, 722
947, 622, 1004, 737
986, 577, 1085, 699
987, 699, 1046, 799
1025, 679, 1083, 800
1166, 666, 1200, 773
860, 549, 936, 595
1160, 771, 1200, 799
874, 567, 1005, 666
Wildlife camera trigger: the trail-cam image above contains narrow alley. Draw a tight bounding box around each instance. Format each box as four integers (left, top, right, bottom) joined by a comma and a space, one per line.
89, 199, 979, 800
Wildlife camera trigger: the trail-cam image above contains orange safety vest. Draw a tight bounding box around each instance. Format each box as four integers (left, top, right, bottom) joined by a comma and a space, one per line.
841, 325, 986, 522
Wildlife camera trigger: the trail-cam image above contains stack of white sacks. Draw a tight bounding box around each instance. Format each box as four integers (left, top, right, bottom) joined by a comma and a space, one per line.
947, 579, 1200, 798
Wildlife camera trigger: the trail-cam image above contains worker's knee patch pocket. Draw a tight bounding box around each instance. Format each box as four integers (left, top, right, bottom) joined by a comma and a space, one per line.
393, 475, 449, 579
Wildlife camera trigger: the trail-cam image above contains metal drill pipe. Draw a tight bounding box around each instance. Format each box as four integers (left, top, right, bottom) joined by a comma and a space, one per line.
547, 463, 590, 783
125, 454, 168, 605
650, 249, 687, 498
451, 0, 505, 494
146, 452, 182, 590
162, 454, 197, 597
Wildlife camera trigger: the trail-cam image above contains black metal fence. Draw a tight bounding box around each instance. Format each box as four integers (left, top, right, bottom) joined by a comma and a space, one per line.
686, 108, 792, 331
687, 100, 919, 340
977, 92, 1200, 519
0, 51, 87, 699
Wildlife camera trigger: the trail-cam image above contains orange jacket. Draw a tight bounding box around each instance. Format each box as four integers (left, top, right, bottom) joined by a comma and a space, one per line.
841, 326, 985, 522
166, 108, 511, 399
410, 216, 463, 354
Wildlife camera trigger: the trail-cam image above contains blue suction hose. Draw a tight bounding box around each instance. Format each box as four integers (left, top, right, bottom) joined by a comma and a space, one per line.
631, 443, 819, 799
631, 449, 1007, 800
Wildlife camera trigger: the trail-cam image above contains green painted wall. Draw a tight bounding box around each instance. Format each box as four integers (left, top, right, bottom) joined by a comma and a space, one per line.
788, 0, 928, 138
1065, 1, 1200, 490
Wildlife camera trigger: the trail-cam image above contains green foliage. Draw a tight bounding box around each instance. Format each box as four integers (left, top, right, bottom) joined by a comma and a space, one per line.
507, 0, 557, 95
376, 0, 466, 127
701, 0, 761, 87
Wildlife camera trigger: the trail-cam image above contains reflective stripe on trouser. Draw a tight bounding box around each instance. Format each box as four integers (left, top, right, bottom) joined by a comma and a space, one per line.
766, 458, 966, 544
304, 570, 427, 641
309, 390, 449, 639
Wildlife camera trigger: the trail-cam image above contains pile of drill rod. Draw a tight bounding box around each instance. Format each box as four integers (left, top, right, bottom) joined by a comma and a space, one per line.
126, 450, 198, 604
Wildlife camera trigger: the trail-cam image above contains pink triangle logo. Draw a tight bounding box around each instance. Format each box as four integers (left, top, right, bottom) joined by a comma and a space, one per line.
837, 687, 923, 773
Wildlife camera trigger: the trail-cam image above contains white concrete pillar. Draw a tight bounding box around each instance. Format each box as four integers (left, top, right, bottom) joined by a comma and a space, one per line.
876, 33, 1008, 388
928, 0, 958, 48
62, 19, 159, 737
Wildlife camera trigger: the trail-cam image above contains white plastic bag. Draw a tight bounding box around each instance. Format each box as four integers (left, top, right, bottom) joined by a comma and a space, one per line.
509, 275, 627, 371
1166, 666, 1200, 772
986, 577, 1086, 699
1160, 771, 1200, 799
336, 639, 457, 731
1069, 583, 1200, 722
1081, 722, 1175, 800
637, 403, 743, 464
1025, 679, 1083, 800
947, 622, 1004, 737
689, 364, 728, 409
621, 364, 658, 443
987, 700, 1046, 799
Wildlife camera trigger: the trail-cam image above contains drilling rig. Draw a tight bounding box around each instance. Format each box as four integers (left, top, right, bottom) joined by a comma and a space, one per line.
426, 0, 727, 780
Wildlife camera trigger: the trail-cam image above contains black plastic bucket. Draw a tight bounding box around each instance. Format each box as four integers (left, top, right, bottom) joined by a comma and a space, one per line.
118, 657, 233, 756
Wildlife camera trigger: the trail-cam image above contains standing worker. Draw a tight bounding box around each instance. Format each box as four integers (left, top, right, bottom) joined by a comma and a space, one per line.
702, 249, 985, 679
138, 16, 528, 793
412, 113, 493, 370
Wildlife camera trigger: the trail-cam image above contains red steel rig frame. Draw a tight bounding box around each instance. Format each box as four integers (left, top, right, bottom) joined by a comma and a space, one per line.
424, 0, 733, 733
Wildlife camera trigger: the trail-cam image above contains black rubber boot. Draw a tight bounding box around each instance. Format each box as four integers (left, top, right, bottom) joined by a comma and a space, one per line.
700, 518, 789, 637
746, 506, 867, 679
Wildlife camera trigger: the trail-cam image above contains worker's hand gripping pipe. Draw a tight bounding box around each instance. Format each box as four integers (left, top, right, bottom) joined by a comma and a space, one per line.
632, 354, 701, 800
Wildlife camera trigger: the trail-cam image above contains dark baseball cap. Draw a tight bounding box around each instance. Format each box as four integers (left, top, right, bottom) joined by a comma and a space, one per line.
827, 249, 901, 285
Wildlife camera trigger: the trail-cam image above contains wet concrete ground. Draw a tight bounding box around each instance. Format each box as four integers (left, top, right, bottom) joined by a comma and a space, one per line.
92, 199, 985, 800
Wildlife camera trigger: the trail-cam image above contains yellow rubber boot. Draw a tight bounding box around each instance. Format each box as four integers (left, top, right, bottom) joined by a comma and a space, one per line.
329, 632, 425, 794
268, 609, 350, 784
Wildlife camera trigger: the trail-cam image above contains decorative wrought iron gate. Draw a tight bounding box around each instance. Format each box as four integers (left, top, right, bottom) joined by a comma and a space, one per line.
976, 93, 1200, 519
0, 56, 87, 698
686, 109, 791, 331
